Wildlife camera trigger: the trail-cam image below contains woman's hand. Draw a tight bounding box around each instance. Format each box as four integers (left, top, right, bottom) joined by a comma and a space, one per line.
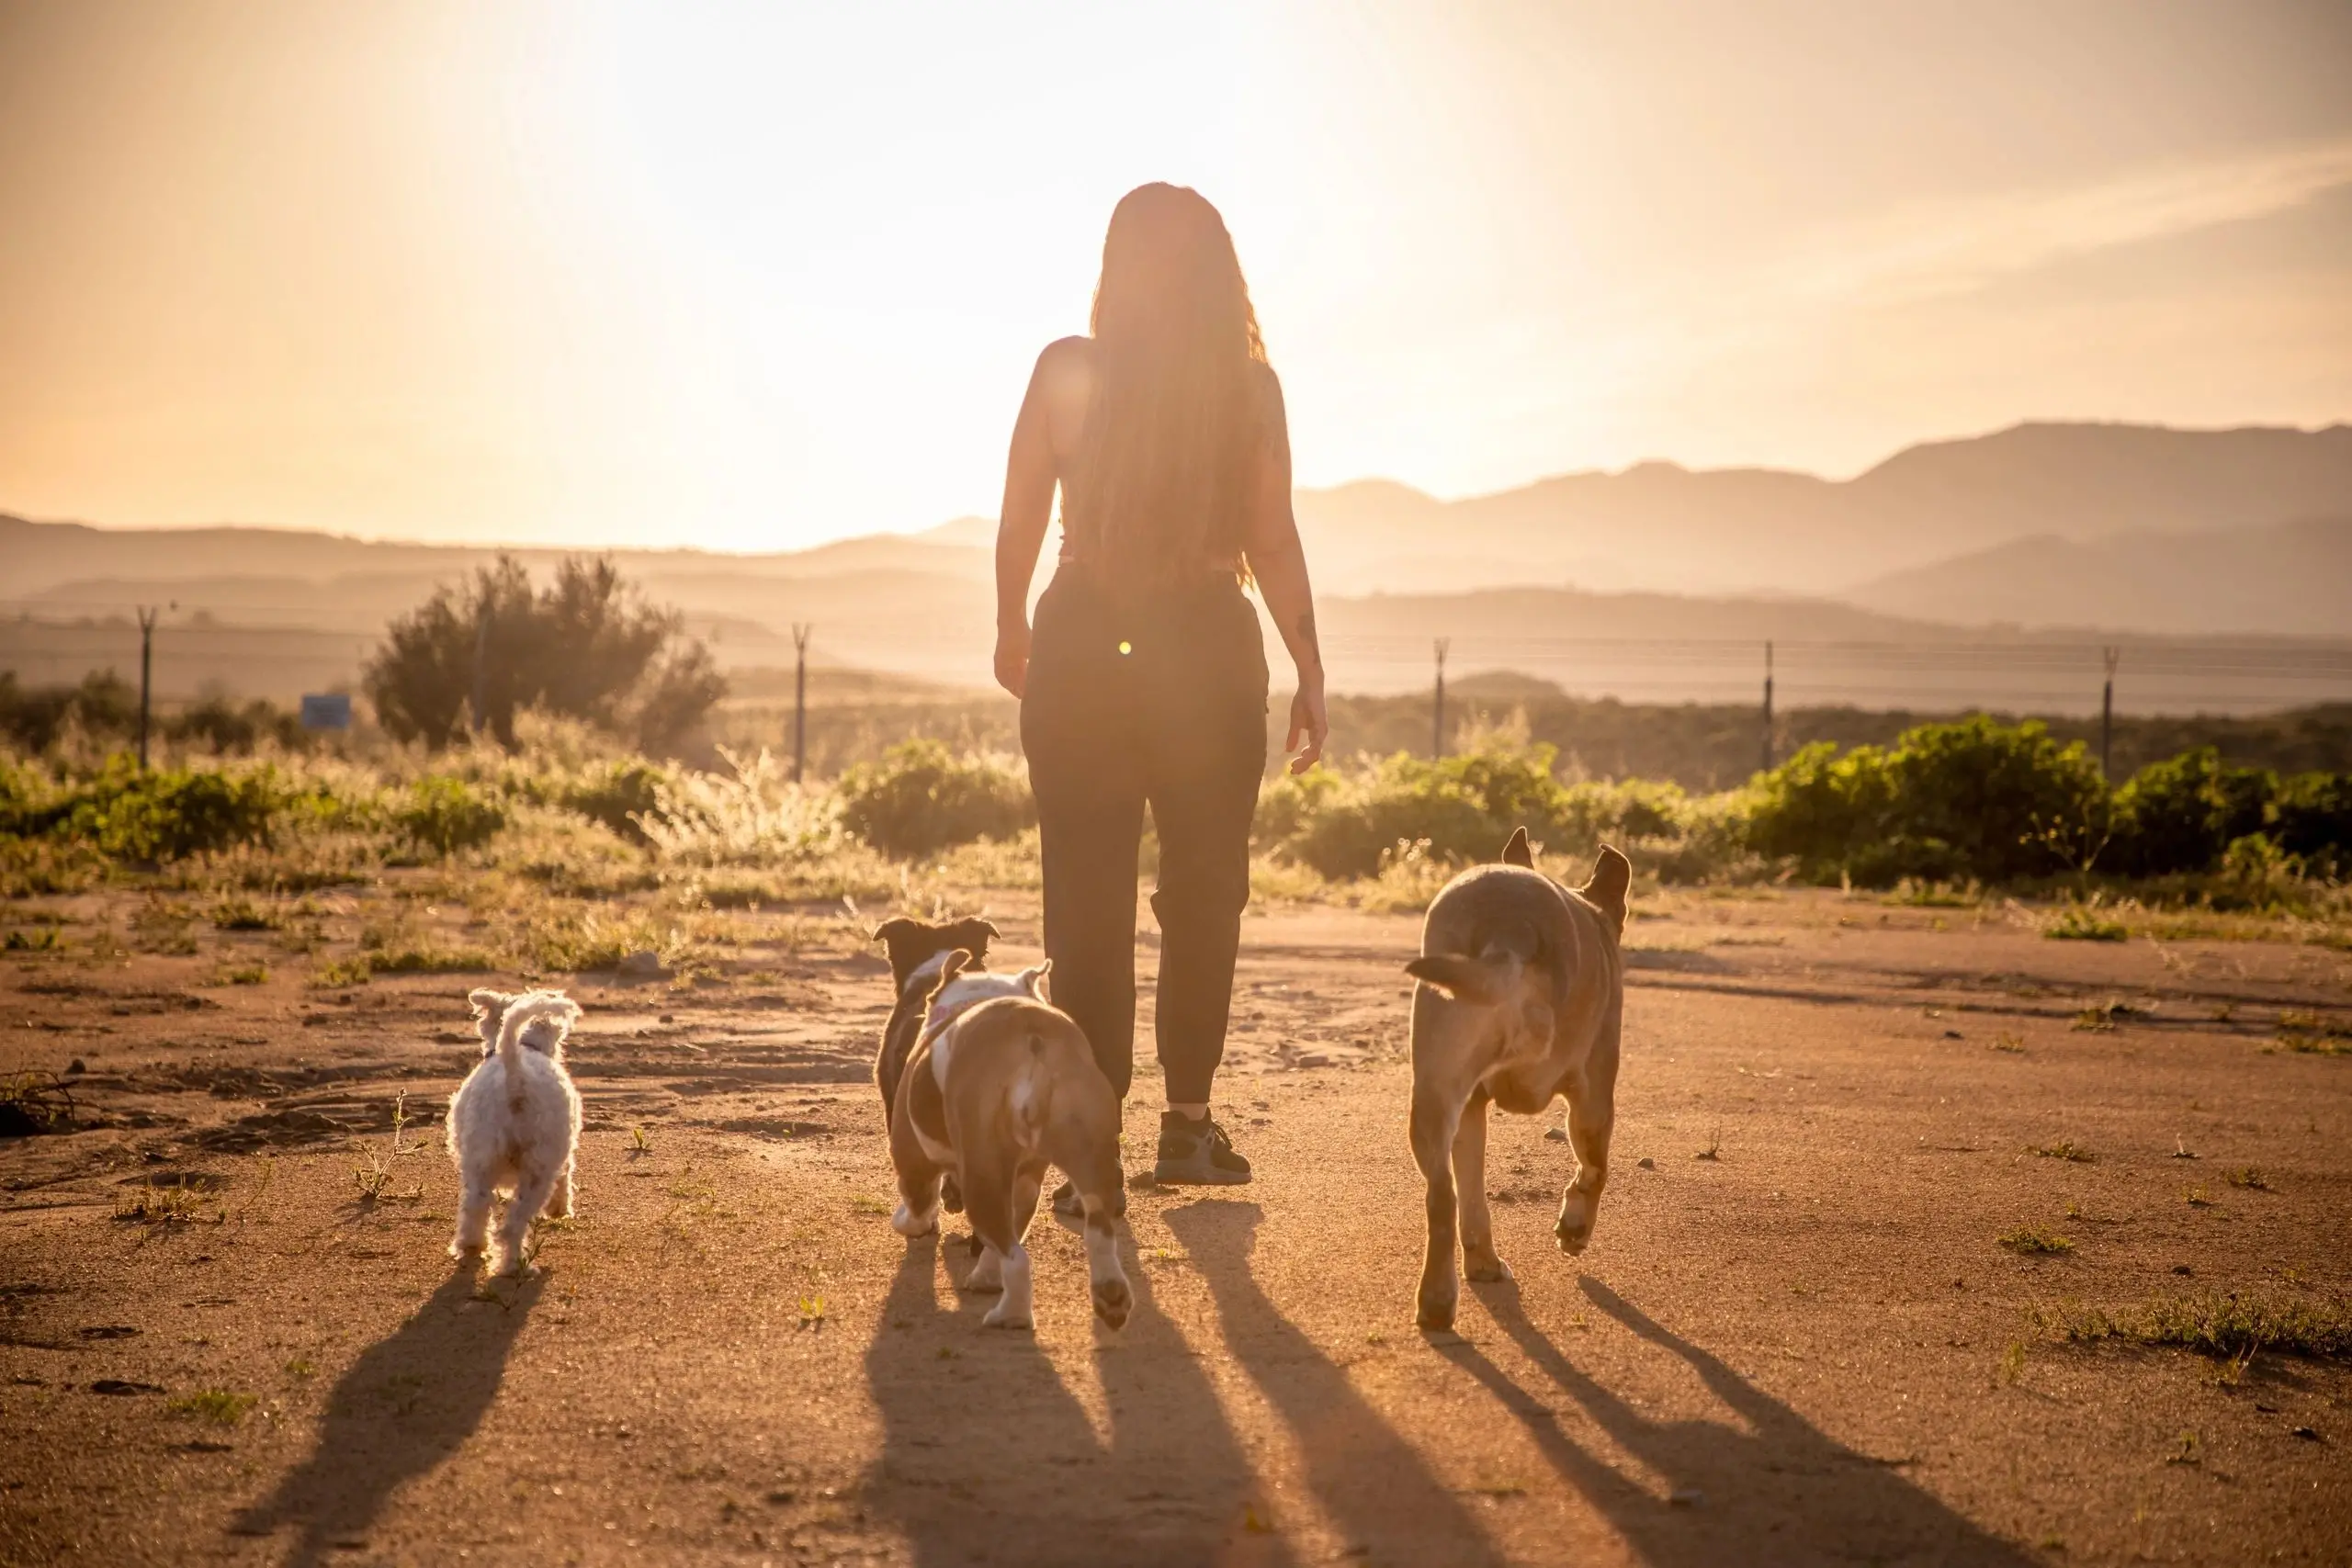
1285, 675, 1328, 774
994, 621, 1031, 699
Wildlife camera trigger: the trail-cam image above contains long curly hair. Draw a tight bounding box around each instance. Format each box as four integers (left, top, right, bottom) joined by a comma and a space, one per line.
1067, 183, 1268, 594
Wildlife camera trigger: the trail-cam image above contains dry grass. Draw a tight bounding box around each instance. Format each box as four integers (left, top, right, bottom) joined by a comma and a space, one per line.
2039, 1292, 2352, 1360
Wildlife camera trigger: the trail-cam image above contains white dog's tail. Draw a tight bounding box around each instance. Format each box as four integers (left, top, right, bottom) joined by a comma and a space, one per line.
492, 991, 581, 1089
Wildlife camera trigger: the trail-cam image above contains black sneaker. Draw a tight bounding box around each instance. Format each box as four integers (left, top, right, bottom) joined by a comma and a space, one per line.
1154, 1111, 1251, 1186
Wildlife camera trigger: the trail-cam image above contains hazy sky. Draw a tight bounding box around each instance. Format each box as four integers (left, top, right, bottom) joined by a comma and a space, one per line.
2, 0, 2347, 551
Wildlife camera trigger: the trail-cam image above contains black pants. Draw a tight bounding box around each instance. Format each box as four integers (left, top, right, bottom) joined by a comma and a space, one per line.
1021, 567, 1269, 1105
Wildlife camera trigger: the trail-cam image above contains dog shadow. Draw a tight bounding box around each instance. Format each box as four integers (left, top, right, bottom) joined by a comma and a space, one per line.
233, 1269, 545, 1567
1163, 1199, 1510, 1568
863, 1227, 1292, 1568
1440, 1276, 2039, 1566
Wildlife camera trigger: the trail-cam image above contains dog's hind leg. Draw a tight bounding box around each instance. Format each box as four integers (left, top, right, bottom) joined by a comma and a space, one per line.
450, 1171, 493, 1258
1409, 1077, 1467, 1332
547, 1155, 576, 1220
1555, 1066, 1616, 1257
892, 1159, 944, 1239
1453, 1089, 1510, 1283
492, 1164, 560, 1276
963, 1150, 1033, 1329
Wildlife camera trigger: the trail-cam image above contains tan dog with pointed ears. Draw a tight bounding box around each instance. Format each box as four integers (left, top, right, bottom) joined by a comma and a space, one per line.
1404, 829, 1629, 1331
887, 951, 1131, 1331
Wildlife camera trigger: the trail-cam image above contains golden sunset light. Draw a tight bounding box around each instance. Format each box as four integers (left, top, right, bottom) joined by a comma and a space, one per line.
4, 2, 2346, 547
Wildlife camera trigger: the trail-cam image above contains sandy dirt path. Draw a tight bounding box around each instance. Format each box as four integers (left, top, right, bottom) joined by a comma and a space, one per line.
3, 889, 2347, 1565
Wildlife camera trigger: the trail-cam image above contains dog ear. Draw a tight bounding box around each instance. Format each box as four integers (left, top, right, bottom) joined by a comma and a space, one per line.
1501, 827, 1534, 868
1406, 953, 1510, 1004
952, 918, 1001, 964
1017, 960, 1050, 1000
1581, 844, 1631, 937
920, 948, 974, 1010
468, 989, 513, 1031
872, 918, 932, 987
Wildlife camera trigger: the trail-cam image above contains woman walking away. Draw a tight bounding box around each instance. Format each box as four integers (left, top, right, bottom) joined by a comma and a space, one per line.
993, 182, 1328, 1191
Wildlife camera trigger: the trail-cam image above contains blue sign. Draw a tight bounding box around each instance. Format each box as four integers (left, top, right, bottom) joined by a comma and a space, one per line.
300, 694, 353, 731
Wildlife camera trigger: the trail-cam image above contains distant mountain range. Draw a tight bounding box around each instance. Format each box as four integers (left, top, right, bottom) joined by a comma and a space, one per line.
1291, 421, 2352, 603
3, 421, 2347, 710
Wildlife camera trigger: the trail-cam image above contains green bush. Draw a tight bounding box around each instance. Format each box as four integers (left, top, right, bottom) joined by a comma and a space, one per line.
392, 776, 509, 856
1747, 717, 2104, 886
59, 762, 292, 862
558, 759, 671, 845
837, 739, 1033, 858
2108, 748, 2275, 877
2268, 772, 2352, 870
1252, 740, 1718, 880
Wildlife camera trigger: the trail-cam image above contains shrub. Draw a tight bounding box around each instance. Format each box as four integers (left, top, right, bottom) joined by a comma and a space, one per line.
166, 695, 306, 755
2268, 772, 2352, 870
837, 739, 1034, 859
364, 555, 726, 754
2109, 749, 2275, 877
559, 759, 671, 845
62, 762, 291, 862
1747, 718, 2105, 886
392, 777, 508, 856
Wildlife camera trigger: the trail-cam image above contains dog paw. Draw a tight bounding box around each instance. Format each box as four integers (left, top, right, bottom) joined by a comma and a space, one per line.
981, 1303, 1034, 1330
1464, 1253, 1514, 1284
960, 1252, 1004, 1292
1554, 1189, 1599, 1255
1092, 1276, 1133, 1330
1415, 1282, 1458, 1333
447, 1239, 485, 1259
890, 1202, 936, 1238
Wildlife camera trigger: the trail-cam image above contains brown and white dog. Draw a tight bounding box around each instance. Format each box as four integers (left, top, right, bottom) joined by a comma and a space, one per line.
886, 951, 1131, 1330
1404, 828, 1628, 1331
872, 917, 1001, 1213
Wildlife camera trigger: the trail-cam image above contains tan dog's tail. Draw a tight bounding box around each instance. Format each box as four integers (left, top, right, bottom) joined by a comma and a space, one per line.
1405, 951, 1519, 1004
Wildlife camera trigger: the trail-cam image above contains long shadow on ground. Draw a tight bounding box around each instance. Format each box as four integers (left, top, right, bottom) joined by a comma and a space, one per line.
864, 1228, 1289, 1568
233, 1269, 544, 1567
1166, 1199, 1510, 1568
1440, 1276, 2038, 1566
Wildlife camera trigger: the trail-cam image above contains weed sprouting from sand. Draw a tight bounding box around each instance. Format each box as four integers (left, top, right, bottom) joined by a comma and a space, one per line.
1999, 1224, 2074, 1256
2044, 906, 2128, 942
209, 895, 283, 931
167, 1389, 256, 1426
850, 1194, 891, 1217
2224, 1167, 2271, 1191
629, 1125, 651, 1156
1999, 1341, 2027, 1385
1990, 1031, 2026, 1054
0, 1070, 76, 1135
2036, 1291, 2352, 1360
204, 960, 269, 987
797, 1294, 827, 1330
115, 1179, 208, 1224
1694, 1126, 1723, 1161
353, 1090, 419, 1201
2164, 1429, 2199, 1465
2030, 1141, 2095, 1163
2183, 1185, 2216, 1208
2273, 1010, 2351, 1056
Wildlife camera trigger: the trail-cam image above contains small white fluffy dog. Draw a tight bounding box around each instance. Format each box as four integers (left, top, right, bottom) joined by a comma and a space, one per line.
447, 987, 583, 1275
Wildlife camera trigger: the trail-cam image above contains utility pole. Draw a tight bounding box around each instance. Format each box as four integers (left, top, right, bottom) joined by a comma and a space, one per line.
2099, 646, 2120, 782
136, 605, 160, 770
1431, 638, 1451, 759
1760, 640, 1775, 774
791, 624, 812, 785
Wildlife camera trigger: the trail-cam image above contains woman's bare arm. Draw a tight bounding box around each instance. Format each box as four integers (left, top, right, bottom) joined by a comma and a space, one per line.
1241, 366, 1329, 773
992, 344, 1066, 698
